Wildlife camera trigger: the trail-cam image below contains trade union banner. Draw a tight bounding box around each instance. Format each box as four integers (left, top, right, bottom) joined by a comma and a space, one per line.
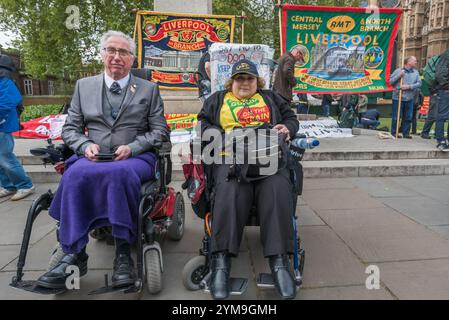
135, 11, 235, 90
280, 5, 403, 94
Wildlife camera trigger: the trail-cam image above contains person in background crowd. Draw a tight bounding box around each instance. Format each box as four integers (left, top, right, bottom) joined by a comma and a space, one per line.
0, 54, 35, 201
273, 45, 304, 103
295, 93, 308, 114
389, 56, 422, 139
321, 94, 333, 117
338, 94, 360, 128
421, 90, 438, 139
360, 109, 381, 130
356, 94, 368, 122
434, 48, 449, 151
197, 51, 211, 102
412, 88, 424, 135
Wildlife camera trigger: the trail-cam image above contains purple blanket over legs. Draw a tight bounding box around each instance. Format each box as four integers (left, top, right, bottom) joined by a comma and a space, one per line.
49, 152, 157, 254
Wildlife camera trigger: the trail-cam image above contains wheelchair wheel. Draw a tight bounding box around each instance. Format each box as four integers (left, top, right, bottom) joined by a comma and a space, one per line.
47, 243, 65, 271
182, 255, 207, 291
167, 193, 185, 241
144, 248, 163, 294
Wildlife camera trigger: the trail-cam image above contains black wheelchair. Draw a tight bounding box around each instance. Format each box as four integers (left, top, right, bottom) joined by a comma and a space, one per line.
10, 67, 185, 295
10, 138, 185, 296
181, 133, 307, 298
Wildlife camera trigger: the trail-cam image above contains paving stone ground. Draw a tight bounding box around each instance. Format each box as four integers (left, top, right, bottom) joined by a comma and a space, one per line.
1, 176, 449, 300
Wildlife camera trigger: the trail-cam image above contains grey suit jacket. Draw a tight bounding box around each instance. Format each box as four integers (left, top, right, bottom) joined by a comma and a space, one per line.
62, 73, 170, 155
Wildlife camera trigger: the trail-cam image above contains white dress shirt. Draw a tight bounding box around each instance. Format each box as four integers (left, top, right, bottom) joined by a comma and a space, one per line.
104, 73, 130, 89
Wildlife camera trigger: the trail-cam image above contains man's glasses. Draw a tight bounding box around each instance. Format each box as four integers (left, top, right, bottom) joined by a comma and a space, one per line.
234, 75, 256, 82
103, 47, 132, 57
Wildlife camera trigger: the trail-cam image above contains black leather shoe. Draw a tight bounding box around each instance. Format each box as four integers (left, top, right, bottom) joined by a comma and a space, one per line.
404, 135, 413, 139
210, 252, 231, 300
37, 252, 88, 289
269, 255, 296, 299
89, 226, 112, 240
112, 253, 136, 288
421, 134, 431, 139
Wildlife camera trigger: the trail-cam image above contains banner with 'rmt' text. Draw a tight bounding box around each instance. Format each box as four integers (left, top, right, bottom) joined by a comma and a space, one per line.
280, 5, 403, 94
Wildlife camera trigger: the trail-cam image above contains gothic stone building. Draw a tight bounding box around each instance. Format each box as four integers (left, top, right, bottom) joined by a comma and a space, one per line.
403, 0, 449, 68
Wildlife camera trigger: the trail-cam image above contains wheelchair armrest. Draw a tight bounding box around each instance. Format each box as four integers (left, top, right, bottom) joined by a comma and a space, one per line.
293, 133, 307, 140
289, 133, 306, 161
55, 144, 75, 160
154, 142, 172, 186
155, 141, 172, 156
30, 147, 65, 165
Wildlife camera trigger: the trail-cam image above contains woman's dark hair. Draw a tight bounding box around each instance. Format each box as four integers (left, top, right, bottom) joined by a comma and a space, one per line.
224, 76, 266, 91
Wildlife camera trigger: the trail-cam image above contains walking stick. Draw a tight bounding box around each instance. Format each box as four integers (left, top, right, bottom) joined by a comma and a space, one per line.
395, 81, 404, 139
395, 8, 408, 139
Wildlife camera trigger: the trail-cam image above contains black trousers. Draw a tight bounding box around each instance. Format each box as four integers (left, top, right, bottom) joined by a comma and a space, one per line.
210, 164, 295, 257
422, 94, 438, 136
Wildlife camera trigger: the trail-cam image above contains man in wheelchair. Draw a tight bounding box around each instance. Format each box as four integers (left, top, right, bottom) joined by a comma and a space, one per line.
196, 59, 300, 300
35, 31, 170, 290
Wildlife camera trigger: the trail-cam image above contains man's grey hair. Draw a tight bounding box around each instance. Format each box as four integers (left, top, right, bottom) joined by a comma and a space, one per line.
290, 45, 305, 63
99, 30, 136, 56
405, 56, 417, 65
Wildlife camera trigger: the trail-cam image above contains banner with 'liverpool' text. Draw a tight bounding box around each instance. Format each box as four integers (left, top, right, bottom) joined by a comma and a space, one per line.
136, 11, 234, 90
281, 5, 402, 94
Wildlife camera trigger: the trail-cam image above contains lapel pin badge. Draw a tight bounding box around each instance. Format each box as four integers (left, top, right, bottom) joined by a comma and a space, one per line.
130, 84, 137, 93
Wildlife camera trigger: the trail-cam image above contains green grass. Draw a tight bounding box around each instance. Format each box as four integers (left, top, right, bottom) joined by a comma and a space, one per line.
20, 105, 63, 122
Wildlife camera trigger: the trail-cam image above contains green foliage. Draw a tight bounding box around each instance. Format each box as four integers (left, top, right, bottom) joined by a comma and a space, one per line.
20, 104, 63, 122
1, 0, 364, 77
0, 0, 154, 79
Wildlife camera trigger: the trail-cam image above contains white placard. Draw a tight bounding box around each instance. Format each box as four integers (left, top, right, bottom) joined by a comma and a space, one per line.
298, 119, 353, 138
209, 43, 275, 93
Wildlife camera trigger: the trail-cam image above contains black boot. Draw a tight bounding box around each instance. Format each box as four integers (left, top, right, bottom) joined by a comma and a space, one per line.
210, 252, 231, 300
37, 251, 88, 289
269, 255, 296, 299
112, 253, 136, 288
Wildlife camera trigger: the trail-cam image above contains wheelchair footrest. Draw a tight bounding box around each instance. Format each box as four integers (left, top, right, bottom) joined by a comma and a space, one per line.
88, 274, 142, 295
256, 273, 275, 288
204, 277, 249, 295
229, 278, 248, 295
10, 280, 67, 295
256, 273, 303, 288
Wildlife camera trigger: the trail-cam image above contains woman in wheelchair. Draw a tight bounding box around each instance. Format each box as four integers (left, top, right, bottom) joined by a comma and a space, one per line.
35, 31, 170, 290
197, 59, 299, 299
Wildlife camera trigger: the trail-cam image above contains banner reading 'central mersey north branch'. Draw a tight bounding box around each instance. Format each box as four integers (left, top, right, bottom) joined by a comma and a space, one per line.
281, 5, 403, 94
136, 11, 235, 90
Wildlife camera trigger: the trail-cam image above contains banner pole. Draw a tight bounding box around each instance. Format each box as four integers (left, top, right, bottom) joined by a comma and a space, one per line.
278, 0, 283, 55
241, 11, 245, 44
396, 8, 407, 139
132, 9, 138, 42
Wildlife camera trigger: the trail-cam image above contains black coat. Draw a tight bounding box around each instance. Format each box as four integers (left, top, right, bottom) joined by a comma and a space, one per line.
436, 48, 449, 90
197, 89, 299, 138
